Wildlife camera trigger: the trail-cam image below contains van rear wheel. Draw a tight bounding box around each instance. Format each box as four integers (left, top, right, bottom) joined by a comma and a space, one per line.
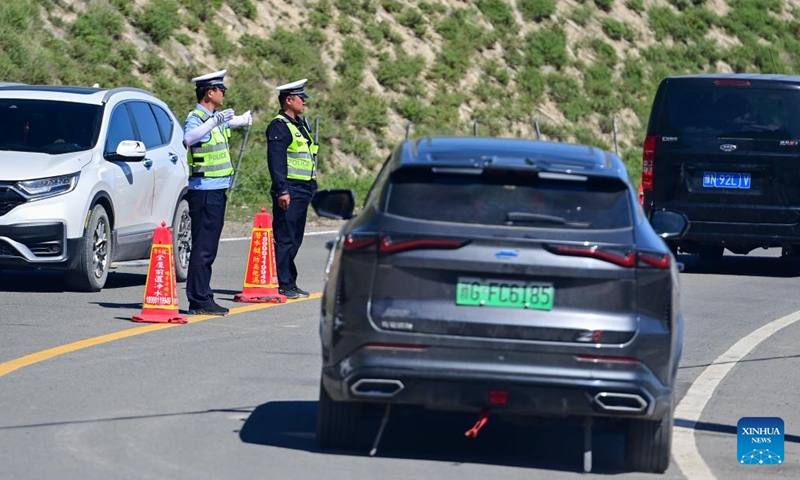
316, 381, 367, 450
625, 407, 673, 473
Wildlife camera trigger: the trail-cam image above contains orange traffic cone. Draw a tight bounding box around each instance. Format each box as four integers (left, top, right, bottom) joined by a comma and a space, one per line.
132, 221, 187, 324
234, 208, 286, 303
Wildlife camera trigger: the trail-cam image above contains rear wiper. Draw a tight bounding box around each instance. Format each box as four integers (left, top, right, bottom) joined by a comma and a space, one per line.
505, 212, 590, 228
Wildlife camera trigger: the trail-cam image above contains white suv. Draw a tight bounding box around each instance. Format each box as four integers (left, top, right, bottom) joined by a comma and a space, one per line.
0, 85, 191, 291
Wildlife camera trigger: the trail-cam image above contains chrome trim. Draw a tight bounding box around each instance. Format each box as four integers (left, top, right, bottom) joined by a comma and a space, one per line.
350, 379, 405, 398
593, 392, 647, 413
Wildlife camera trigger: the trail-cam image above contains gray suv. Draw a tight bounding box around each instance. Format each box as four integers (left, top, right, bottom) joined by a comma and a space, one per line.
311, 137, 686, 473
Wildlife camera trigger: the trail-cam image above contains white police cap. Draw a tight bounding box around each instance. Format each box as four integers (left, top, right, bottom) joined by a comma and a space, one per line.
276, 78, 309, 98
191, 69, 227, 89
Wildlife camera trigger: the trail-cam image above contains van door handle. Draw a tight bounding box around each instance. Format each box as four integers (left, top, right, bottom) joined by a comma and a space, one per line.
143, 158, 153, 168
169, 153, 179, 164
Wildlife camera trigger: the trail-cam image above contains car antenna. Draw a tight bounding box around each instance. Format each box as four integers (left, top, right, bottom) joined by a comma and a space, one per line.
769, 50, 778, 74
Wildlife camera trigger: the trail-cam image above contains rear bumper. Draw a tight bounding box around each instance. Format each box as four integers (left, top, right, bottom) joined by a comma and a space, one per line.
647, 202, 800, 247
322, 347, 674, 421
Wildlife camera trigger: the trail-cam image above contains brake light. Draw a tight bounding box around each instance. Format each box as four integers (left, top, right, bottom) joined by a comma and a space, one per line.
547, 245, 671, 269
637, 251, 671, 269
548, 244, 636, 267
379, 236, 467, 254
641, 135, 656, 195
713, 79, 751, 86
343, 234, 376, 250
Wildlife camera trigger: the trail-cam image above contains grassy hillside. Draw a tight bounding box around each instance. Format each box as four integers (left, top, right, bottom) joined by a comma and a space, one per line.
3, 0, 800, 213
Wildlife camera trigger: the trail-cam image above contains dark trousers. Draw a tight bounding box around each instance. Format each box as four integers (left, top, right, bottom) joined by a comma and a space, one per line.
186, 188, 227, 308
272, 181, 315, 289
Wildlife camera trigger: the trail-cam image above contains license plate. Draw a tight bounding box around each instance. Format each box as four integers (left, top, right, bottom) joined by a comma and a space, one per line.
456, 277, 554, 310
702, 171, 751, 189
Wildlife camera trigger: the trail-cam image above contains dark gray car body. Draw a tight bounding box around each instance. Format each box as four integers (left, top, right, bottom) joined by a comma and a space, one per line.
318, 137, 683, 426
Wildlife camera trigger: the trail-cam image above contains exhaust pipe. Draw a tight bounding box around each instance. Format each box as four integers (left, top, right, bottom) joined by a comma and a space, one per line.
593, 392, 647, 413
350, 379, 404, 398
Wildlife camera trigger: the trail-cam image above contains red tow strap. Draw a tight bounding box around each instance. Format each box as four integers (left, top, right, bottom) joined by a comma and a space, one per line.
464, 409, 490, 438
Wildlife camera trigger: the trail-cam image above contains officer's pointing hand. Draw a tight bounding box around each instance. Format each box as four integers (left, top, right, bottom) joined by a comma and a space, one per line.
278, 194, 290, 211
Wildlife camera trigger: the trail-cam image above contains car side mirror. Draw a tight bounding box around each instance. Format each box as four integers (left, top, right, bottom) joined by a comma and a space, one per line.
312, 189, 356, 220
105, 140, 146, 162
650, 209, 689, 239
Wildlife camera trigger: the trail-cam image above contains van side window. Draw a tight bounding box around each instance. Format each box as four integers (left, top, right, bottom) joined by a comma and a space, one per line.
129, 101, 164, 149
151, 104, 174, 144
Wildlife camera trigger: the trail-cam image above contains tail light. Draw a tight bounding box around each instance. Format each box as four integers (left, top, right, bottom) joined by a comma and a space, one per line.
546, 244, 671, 269
641, 135, 656, 196
713, 79, 751, 86
379, 236, 468, 254
342, 234, 377, 251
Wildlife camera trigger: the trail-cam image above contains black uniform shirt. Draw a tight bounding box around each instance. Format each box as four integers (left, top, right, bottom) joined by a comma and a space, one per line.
266, 111, 313, 197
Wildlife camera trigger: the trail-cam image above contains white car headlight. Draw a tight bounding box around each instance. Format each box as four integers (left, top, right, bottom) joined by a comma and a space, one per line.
16, 172, 80, 200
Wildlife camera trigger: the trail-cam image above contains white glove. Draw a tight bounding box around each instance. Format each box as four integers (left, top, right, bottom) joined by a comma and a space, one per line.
183, 109, 235, 146
213, 108, 235, 127
228, 110, 253, 128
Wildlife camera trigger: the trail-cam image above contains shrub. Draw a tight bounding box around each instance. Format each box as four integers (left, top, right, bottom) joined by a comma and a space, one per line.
518, 0, 556, 22
376, 50, 426, 91
570, 5, 593, 26
137, 0, 180, 45
523, 26, 568, 69
227, 0, 256, 19
601, 18, 635, 42
393, 98, 430, 124
397, 7, 426, 37
626, 0, 645, 13
594, 0, 614, 12
309, 0, 332, 28
476, 0, 518, 38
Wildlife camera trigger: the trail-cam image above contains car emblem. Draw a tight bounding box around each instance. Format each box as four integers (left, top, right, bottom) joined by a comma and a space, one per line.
720, 144, 737, 152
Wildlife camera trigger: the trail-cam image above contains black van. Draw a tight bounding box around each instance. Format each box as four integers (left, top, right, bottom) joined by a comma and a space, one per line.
642, 74, 800, 260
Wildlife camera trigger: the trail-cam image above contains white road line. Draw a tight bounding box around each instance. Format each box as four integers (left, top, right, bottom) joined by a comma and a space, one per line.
673, 309, 800, 479
220, 230, 338, 243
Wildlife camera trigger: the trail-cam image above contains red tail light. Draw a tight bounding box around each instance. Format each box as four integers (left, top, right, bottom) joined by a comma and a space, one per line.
713, 79, 751, 86
379, 236, 467, 254
548, 245, 635, 267
642, 135, 656, 194
546, 245, 671, 269
342, 234, 376, 250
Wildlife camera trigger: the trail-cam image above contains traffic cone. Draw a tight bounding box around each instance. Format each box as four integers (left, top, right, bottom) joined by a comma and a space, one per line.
234, 208, 286, 303
132, 221, 187, 324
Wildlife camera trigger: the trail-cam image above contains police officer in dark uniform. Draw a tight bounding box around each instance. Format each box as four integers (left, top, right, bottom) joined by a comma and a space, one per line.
266, 79, 319, 299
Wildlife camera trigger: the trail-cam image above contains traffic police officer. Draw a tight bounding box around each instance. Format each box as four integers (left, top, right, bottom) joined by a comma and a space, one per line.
266, 79, 319, 299
184, 69, 252, 315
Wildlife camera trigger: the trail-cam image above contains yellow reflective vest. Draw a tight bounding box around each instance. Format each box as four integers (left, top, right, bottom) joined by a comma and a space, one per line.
187, 109, 234, 178
274, 115, 319, 181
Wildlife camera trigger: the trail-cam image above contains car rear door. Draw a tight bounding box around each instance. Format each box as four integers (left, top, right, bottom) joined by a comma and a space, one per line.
366, 167, 641, 345
128, 101, 182, 228
650, 80, 800, 224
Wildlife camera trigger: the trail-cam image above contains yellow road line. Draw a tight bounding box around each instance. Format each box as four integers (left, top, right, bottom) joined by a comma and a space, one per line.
0, 293, 321, 380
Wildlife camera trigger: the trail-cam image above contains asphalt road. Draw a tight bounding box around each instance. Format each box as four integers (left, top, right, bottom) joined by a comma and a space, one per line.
1, 231, 800, 479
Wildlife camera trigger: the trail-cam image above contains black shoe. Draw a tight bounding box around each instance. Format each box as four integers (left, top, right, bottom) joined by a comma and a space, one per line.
293, 286, 310, 297
188, 302, 229, 316
279, 287, 301, 299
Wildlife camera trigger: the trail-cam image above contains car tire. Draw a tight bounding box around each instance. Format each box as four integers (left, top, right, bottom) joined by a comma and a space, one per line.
65, 204, 111, 292
316, 381, 365, 450
625, 406, 673, 473
172, 199, 191, 283
698, 245, 724, 262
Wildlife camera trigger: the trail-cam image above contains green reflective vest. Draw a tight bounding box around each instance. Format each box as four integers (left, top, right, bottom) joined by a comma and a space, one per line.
275, 115, 319, 181
187, 109, 234, 178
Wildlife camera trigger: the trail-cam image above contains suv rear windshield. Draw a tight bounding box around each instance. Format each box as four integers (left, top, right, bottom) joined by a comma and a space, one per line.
0, 99, 102, 154
385, 168, 632, 229
655, 85, 800, 139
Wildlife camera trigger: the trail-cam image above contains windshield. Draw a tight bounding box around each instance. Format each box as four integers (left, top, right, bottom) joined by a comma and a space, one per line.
657, 85, 800, 139
0, 99, 102, 154
385, 168, 633, 230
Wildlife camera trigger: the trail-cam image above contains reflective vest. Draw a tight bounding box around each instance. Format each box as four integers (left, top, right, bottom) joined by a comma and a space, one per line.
187, 109, 233, 178
275, 115, 319, 181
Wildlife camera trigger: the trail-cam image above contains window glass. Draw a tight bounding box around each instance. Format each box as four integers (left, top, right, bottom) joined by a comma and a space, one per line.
104, 104, 135, 155
129, 101, 163, 148
658, 85, 800, 139
386, 169, 632, 230
0, 99, 101, 154
151, 104, 174, 144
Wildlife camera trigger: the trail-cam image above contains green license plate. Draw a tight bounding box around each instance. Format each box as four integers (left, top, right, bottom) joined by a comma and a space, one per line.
456, 277, 554, 310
